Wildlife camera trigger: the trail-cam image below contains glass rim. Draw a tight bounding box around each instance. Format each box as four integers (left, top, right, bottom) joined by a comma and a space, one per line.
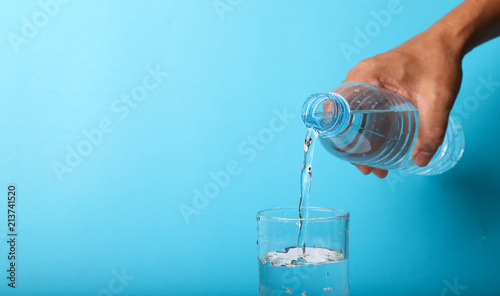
257, 207, 349, 221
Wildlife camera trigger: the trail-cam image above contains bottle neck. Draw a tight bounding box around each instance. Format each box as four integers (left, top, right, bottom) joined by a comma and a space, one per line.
302, 92, 350, 136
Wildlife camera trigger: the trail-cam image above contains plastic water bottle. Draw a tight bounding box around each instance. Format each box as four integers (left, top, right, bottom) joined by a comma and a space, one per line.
302, 82, 465, 175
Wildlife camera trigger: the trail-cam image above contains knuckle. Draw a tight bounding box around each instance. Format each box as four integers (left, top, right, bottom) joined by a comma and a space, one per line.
355, 58, 375, 69
346, 60, 379, 82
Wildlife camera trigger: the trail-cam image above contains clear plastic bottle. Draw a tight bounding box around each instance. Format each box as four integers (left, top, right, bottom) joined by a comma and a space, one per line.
302, 82, 465, 175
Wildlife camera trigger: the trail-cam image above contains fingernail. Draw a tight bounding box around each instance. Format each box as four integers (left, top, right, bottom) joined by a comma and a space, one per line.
414, 151, 433, 167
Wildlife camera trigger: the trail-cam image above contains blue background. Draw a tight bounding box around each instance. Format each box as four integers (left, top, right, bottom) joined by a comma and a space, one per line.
1, 0, 499, 295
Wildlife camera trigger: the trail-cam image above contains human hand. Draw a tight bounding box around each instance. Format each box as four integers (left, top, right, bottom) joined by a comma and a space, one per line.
344, 28, 464, 178
341, 0, 500, 178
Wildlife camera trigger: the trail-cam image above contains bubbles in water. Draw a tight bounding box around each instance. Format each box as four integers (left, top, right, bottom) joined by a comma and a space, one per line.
292, 258, 308, 265
260, 247, 348, 296
262, 246, 345, 267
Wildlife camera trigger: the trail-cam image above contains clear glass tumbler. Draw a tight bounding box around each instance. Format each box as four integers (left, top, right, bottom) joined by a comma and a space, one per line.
257, 207, 349, 296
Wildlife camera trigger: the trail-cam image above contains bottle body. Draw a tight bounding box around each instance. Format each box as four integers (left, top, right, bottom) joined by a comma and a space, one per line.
302, 82, 465, 175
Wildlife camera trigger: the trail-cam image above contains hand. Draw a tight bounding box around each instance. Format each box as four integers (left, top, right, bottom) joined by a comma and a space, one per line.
344, 28, 463, 178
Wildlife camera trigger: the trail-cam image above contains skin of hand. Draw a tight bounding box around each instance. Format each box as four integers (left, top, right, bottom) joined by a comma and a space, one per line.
345, 29, 463, 179
344, 0, 500, 179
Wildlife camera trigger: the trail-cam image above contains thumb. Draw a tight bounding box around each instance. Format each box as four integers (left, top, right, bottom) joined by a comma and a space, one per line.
411, 100, 450, 167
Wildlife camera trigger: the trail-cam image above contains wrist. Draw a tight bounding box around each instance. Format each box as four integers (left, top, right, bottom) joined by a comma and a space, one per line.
427, 0, 500, 58
425, 20, 471, 60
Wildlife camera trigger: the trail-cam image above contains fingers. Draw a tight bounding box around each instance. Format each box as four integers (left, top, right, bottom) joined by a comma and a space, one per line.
343, 58, 381, 86
411, 94, 451, 167
372, 168, 388, 178
354, 164, 371, 175
353, 164, 388, 179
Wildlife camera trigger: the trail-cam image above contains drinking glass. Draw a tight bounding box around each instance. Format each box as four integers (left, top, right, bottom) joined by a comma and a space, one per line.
257, 207, 349, 296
